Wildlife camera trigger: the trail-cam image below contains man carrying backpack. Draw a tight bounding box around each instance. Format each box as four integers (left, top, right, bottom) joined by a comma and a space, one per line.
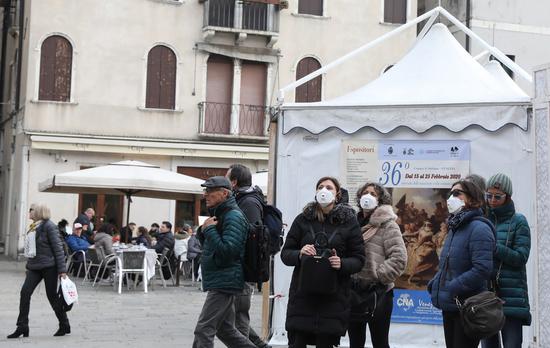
227, 164, 272, 348
193, 176, 256, 348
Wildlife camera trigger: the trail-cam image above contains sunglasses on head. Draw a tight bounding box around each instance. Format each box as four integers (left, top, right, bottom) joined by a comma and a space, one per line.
449, 189, 465, 197
485, 192, 505, 201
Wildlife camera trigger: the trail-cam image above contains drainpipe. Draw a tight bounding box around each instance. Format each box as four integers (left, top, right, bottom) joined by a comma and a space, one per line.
15, 0, 23, 110
0, 0, 12, 121
465, 0, 471, 52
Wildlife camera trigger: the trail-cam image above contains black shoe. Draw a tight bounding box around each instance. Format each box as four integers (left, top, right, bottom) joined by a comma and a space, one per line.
53, 324, 71, 337
7, 327, 29, 338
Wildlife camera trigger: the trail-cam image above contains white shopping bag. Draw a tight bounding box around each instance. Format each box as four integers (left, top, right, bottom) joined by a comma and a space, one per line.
60, 277, 78, 305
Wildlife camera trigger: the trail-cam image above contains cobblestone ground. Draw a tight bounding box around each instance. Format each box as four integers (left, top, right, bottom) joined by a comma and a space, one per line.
0, 257, 283, 348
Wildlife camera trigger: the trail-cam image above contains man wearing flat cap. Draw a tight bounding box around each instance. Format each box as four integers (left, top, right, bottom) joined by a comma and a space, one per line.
193, 176, 255, 348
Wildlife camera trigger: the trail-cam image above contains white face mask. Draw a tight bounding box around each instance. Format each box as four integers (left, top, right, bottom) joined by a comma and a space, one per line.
447, 196, 465, 214
316, 188, 335, 207
360, 194, 378, 210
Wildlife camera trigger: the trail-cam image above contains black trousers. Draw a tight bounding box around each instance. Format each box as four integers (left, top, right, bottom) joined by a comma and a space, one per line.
16, 266, 68, 329
442, 311, 480, 348
191, 255, 201, 278
348, 289, 394, 348
291, 331, 338, 348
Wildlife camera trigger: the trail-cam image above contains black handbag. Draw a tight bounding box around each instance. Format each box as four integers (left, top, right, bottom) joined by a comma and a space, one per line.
455, 291, 505, 339
298, 255, 338, 295
297, 227, 339, 295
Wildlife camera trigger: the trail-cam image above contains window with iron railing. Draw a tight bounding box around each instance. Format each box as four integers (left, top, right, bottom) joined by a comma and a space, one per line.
242, 1, 268, 31
199, 102, 267, 137
207, 0, 235, 28
204, 0, 278, 32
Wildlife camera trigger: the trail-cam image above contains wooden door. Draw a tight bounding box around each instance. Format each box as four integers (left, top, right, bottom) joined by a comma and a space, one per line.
205, 55, 233, 134
240, 61, 267, 136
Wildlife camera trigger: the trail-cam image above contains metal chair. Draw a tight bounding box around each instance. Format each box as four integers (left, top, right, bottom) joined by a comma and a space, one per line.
154, 247, 175, 288
83, 248, 102, 285
117, 250, 147, 294
66, 250, 88, 280
92, 246, 118, 288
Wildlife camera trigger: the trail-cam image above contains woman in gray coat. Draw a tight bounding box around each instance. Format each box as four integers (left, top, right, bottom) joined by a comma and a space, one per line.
7, 203, 71, 339
348, 182, 407, 348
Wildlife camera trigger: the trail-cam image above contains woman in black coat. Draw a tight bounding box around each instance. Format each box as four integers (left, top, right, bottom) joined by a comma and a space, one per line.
281, 176, 365, 348
8, 203, 71, 339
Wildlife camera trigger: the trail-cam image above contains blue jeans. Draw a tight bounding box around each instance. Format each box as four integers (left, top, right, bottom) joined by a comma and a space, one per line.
481, 317, 523, 348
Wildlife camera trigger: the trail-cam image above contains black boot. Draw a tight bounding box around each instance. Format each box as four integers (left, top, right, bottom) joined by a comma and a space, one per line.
53, 322, 71, 336
7, 327, 29, 338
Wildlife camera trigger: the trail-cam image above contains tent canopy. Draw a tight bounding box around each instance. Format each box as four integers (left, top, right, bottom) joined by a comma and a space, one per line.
39, 160, 204, 201
281, 23, 531, 135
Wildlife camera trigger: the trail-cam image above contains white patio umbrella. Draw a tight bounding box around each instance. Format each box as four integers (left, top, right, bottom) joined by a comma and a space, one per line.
39, 160, 205, 225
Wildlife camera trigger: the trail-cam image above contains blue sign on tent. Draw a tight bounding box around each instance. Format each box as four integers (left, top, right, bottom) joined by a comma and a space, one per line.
392, 289, 442, 325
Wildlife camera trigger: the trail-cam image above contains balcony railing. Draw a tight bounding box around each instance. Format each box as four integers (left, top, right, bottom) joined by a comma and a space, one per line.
203, 0, 279, 33
198, 101, 268, 139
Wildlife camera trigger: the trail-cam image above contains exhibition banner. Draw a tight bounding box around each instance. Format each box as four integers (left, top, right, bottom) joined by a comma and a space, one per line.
341, 140, 471, 324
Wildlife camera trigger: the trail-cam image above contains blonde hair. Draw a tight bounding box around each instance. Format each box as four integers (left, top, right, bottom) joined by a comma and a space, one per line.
31, 203, 51, 221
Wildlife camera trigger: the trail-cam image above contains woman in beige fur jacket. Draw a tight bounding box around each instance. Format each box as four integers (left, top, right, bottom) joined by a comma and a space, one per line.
347, 182, 407, 348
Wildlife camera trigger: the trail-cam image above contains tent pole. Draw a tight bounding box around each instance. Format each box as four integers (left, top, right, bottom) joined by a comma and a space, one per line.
438, 7, 532, 83
277, 7, 441, 103
414, 11, 439, 48
126, 193, 131, 228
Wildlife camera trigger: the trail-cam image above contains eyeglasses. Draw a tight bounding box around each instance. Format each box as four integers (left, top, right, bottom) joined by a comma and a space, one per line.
485, 192, 505, 201
449, 189, 465, 197
203, 187, 222, 194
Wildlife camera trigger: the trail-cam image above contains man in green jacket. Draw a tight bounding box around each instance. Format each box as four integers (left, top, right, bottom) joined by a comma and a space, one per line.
193, 176, 256, 348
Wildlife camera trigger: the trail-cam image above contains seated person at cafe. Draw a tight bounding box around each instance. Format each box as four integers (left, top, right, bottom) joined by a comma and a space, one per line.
66, 223, 90, 276
155, 221, 176, 279
135, 226, 152, 248
94, 223, 115, 256
119, 222, 136, 244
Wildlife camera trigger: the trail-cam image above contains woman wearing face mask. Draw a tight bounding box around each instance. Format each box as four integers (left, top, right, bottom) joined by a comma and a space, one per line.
428, 180, 495, 348
481, 173, 531, 348
281, 176, 365, 348
347, 182, 407, 348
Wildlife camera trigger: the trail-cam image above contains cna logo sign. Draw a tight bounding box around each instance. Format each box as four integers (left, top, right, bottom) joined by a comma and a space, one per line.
396, 293, 414, 312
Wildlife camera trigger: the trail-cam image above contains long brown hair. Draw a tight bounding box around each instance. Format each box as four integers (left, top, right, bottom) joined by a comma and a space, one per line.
138, 226, 152, 244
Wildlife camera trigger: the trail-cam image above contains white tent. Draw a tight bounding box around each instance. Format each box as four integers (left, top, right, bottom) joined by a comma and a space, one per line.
252, 171, 268, 195
270, 19, 536, 348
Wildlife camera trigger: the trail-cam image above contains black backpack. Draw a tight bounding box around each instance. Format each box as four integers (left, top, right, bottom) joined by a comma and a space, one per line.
243, 222, 270, 283
261, 202, 284, 255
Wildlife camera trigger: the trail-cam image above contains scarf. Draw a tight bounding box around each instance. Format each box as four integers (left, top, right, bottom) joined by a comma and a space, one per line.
447, 209, 470, 231
361, 224, 379, 243
24, 221, 41, 258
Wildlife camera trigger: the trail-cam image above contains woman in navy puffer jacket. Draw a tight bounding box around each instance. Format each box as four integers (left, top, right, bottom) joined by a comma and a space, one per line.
428, 180, 495, 348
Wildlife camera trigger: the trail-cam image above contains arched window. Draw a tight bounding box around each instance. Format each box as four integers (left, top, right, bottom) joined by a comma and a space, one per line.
39, 35, 73, 102
295, 57, 321, 103
146, 45, 177, 110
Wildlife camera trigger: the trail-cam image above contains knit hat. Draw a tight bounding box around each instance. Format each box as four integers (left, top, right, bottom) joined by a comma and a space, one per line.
487, 173, 513, 196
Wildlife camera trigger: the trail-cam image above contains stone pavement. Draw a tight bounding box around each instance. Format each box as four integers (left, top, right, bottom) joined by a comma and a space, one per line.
0, 257, 285, 348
